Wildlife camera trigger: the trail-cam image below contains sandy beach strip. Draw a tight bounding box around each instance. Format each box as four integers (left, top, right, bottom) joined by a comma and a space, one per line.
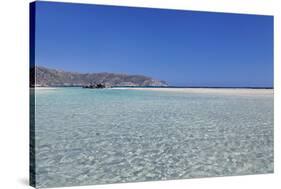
31, 87, 59, 90
112, 87, 273, 95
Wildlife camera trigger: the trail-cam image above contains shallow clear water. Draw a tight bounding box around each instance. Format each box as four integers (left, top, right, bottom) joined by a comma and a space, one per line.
33, 88, 273, 188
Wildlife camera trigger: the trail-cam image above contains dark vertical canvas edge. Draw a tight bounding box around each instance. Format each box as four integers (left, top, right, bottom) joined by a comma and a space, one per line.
29, 1, 36, 188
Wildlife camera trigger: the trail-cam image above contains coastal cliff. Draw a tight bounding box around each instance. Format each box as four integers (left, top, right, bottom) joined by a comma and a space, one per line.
30, 66, 168, 87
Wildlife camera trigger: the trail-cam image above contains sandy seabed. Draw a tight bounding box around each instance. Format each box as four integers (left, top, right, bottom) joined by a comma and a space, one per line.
33, 87, 273, 187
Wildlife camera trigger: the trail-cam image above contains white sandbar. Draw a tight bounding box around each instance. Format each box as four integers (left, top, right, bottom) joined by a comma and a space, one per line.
112, 87, 273, 95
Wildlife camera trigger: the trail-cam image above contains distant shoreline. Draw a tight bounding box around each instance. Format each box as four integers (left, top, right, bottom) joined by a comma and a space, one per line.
32, 86, 274, 89
32, 87, 57, 90
112, 86, 274, 89
111, 87, 273, 95
32, 86, 273, 96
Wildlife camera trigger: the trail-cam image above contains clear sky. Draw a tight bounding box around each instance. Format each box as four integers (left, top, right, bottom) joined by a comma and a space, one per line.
34, 1, 273, 87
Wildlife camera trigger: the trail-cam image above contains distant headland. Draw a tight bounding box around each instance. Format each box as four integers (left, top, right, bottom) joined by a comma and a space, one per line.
30, 66, 168, 87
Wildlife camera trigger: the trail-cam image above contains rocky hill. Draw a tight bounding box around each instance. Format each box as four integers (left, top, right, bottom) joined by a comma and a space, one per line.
30, 66, 168, 87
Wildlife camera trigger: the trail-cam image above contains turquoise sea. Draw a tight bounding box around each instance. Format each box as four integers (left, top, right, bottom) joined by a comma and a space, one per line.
32, 88, 273, 188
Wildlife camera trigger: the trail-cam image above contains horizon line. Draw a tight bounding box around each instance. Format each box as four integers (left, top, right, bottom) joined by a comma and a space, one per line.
30, 65, 273, 89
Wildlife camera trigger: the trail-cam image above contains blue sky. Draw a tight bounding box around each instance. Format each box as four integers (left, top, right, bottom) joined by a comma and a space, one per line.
34, 1, 273, 87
